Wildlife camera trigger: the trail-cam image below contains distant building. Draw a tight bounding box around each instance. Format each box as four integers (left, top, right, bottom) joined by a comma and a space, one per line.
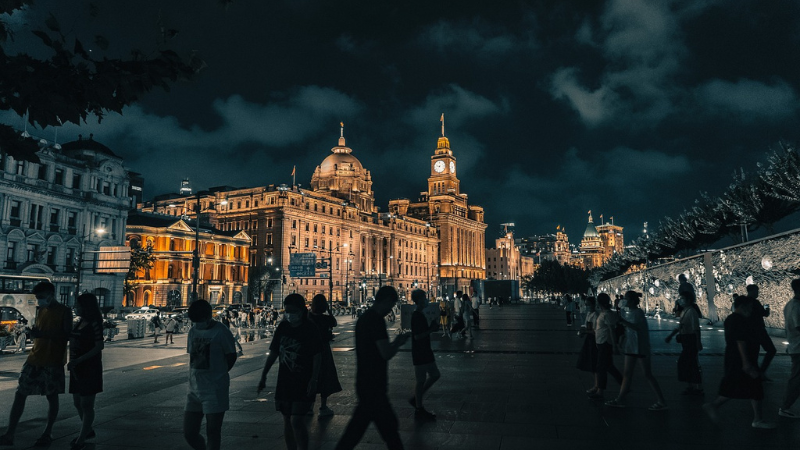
486, 231, 520, 281
124, 210, 250, 307
578, 212, 625, 270
516, 226, 571, 266
0, 134, 132, 308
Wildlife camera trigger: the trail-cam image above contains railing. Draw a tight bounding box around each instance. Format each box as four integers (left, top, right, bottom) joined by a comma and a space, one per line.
4, 261, 17, 270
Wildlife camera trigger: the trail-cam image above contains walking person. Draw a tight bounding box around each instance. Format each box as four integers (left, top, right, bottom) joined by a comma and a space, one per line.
588, 293, 623, 400
151, 313, 163, 344
703, 295, 776, 428
335, 286, 411, 450
165, 315, 178, 345
13, 318, 29, 354
461, 294, 474, 339
68, 293, 105, 450
665, 292, 704, 395
307, 294, 342, 417
183, 300, 238, 450
0, 281, 72, 447
564, 296, 576, 326
779, 278, 800, 418
577, 297, 599, 394
746, 284, 777, 381
439, 298, 450, 338
471, 294, 480, 329
407, 289, 440, 420
605, 291, 668, 410
258, 294, 323, 450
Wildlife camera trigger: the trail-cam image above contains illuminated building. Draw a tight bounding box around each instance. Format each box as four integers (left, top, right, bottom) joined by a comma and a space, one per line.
516, 226, 571, 266
0, 134, 132, 307
124, 211, 250, 307
142, 126, 439, 304
388, 129, 487, 298
579, 212, 625, 269
486, 231, 520, 281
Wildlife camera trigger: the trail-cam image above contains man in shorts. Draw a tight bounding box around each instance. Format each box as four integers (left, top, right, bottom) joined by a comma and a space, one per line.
336, 286, 411, 450
0, 281, 72, 447
408, 289, 440, 420
183, 300, 237, 450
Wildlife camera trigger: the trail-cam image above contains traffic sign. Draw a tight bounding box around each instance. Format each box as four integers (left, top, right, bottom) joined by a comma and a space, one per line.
289, 253, 316, 277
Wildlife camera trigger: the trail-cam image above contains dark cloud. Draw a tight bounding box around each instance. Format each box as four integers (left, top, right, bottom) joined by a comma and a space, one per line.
4, 0, 800, 245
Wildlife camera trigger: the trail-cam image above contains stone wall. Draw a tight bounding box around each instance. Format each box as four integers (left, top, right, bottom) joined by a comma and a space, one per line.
598, 228, 800, 331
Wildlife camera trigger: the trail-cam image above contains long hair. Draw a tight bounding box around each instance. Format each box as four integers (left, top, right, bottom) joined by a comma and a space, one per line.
76, 293, 103, 324
311, 294, 328, 314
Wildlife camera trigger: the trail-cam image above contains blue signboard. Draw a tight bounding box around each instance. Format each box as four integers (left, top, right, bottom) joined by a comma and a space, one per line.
289, 253, 316, 277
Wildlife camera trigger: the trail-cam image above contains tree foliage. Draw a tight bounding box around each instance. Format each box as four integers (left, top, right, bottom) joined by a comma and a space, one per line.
522, 259, 590, 296
0, 1, 206, 160
123, 243, 155, 304
594, 142, 800, 281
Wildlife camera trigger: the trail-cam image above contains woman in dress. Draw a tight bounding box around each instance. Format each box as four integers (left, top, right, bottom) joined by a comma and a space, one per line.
307, 294, 342, 416
605, 291, 668, 411
665, 292, 703, 395
68, 293, 105, 450
577, 297, 599, 394
703, 295, 776, 428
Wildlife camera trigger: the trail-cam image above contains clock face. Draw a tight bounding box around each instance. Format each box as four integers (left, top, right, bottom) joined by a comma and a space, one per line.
434, 160, 445, 173
449, 161, 455, 173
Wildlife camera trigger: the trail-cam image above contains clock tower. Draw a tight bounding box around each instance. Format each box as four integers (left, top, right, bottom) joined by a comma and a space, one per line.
428, 135, 460, 195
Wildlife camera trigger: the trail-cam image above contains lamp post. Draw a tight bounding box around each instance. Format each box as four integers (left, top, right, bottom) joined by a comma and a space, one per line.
191, 191, 201, 302
75, 226, 106, 303
344, 251, 354, 307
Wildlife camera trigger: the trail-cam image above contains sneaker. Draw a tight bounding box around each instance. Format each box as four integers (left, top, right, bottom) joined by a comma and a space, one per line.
778, 408, 799, 419
414, 408, 436, 420
605, 399, 626, 408
648, 402, 668, 411
751, 420, 777, 429
318, 406, 334, 417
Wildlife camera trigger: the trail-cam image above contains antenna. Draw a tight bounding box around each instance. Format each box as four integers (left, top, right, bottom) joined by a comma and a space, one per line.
500, 222, 515, 235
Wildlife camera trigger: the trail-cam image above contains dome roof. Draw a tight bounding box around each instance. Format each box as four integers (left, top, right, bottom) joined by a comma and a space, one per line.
61, 134, 117, 157
317, 135, 364, 176
583, 213, 599, 238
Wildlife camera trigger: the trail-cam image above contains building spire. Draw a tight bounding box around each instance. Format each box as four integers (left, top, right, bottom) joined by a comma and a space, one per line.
588, 210, 594, 223
440, 113, 445, 136
338, 121, 345, 146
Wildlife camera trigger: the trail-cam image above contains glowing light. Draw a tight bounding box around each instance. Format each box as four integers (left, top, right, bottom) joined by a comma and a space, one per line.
649, 287, 655, 295
761, 257, 773, 270
746, 276, 754, 285
654, 280, 660, 287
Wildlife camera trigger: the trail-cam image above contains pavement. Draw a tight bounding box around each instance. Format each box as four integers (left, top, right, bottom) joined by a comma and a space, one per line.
0, 304, 797, 449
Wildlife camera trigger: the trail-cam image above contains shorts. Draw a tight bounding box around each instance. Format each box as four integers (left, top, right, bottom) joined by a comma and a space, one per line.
275, 400, 313, 416
185, 389, 230, 414
165, 331, 174, 335
17, 363, 65, 396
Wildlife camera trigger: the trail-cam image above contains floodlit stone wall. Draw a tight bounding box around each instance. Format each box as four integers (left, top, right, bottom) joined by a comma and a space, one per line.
598, 228, 800, 331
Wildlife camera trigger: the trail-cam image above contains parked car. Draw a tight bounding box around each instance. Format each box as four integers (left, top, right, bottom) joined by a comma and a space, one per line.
212, 305, 227, 318
166, 307, 189, 320
125, 307, 160, 320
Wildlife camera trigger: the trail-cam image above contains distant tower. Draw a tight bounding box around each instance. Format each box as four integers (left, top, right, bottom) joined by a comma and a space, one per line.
179, 178, 192, 196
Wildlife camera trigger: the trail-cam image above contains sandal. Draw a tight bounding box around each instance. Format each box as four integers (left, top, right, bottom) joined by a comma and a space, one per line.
33, 434, 52, 446
605, 398, 626, 408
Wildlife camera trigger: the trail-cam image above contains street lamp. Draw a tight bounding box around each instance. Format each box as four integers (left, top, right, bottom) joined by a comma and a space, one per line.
75, 226, 106, 304
345, 251, 355, 307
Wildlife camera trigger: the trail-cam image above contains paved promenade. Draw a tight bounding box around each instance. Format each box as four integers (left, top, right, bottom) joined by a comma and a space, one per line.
0, 303, 797, 449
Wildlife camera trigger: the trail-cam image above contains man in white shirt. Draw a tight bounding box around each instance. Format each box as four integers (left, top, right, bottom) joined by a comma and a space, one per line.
780, 279, 800, 419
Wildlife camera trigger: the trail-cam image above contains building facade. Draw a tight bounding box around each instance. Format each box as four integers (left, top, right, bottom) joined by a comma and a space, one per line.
486, 231, 520, 281
141, 129, 440, 305
578, 212, 625, 270
125, 211, 250, 307
0, 134, 131, 308
388, 133, 487, 297
516, 226, 572, 266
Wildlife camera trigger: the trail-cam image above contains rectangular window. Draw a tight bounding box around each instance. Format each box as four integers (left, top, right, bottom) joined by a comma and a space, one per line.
6, 241, 15, 262
304, 238, 309, 248
59, 286, 71, 304
267, 218, 273, 228
46, 246, 56, 265
267, 234, 273, 245
49, 208, 60, 232
322, 225, 326, 234
292, 220, 297, 229
38, 164, 47, 180
54, 168, 64, 185
26, 243, 38, 262
72, 173, 81, 189
28, 204, 43, 230
291, 235, 296, 246
67, 211, 77, 234
305, 223, 309, 231
313, 224, 318, 233
65, 248, 75, 269
9, 200, 21, 226
16, 161, 25, 175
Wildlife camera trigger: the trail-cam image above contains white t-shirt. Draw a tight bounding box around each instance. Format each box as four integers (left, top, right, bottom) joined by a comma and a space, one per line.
594, 310, 617, 345
785, 298, 800, 355
187, 321, 236, 394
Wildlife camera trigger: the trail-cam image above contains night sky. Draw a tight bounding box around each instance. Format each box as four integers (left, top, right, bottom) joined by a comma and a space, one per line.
3, 1, 800, 245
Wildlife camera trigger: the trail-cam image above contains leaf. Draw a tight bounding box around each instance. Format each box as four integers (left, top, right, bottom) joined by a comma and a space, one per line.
74, 39, 88, 58
31, 30, 53, 47
45, 13, 60, 32
94, 35, 109, 50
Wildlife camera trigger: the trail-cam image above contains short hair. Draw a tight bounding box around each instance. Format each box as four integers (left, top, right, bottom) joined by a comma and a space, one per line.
456, 290, 463, 297
792, 279, 800, 293
584, 296, 596, 306
624, 290, 642, 306
375, 286, 399, 305
678, 274, 687, 282
733, 295, 754, 310
746, 284, 759, 294
32, 281, 55, 296
284, 293, 306, 310
188, 300, 212, 322
597, 293, 612, 309
76, 293, 103, 323
411, 289, 426, 304
310, 294, 328, 313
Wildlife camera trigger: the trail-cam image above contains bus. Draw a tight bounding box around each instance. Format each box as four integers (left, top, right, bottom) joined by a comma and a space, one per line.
0, 274, 52, 329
